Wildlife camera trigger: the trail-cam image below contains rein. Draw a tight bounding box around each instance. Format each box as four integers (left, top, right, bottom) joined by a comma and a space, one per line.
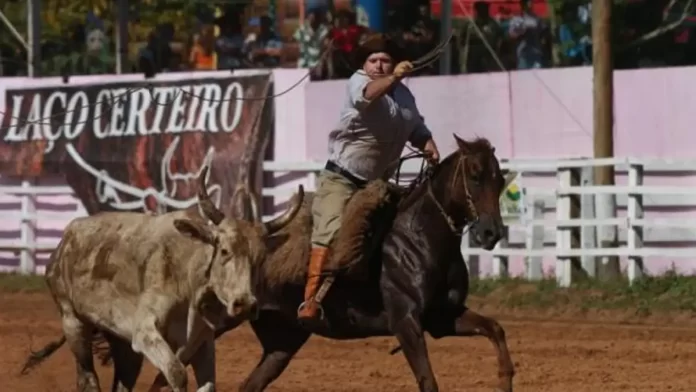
395, 152, 480, 237
425, 154, 479, 236
393, 151, 429, 189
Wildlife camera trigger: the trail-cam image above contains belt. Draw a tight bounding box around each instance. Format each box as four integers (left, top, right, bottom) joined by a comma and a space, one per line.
325, 161, 367, 188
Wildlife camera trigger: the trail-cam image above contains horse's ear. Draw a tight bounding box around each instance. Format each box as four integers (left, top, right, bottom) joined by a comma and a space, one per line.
453, 134, 470, 154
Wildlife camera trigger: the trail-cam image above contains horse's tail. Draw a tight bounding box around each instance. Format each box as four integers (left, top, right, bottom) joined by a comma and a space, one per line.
20, 335, 67, 375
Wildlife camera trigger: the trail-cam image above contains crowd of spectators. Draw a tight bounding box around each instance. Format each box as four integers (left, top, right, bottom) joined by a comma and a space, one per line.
1, 0, 695, 79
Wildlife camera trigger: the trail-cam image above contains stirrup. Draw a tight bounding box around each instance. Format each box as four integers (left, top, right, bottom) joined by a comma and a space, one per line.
297, 299, 325, 321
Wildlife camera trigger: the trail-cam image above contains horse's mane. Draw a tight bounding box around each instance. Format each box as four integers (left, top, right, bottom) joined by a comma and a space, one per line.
462, 137, 494, 153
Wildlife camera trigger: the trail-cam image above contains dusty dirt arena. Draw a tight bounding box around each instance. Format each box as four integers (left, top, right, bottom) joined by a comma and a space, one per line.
3, 293, 696, 392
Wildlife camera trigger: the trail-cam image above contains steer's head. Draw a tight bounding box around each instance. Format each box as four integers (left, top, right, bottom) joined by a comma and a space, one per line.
172, 167, 304, 324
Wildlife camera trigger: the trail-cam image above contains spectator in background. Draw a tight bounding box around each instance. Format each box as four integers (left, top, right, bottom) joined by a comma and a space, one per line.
508, 0, 546, 69
558, 3, 591, 66
245, 16, 283, 68
80, 26, 115, 74
578, 2, 591, 25
404, 2, 439, 75
495, 7, 520, 70
293, 7, 330, 79
189, 24, 215, 70
138, 26, 174, 77
460, 1, 503, 73
216, 14, 247, 70
329, 9, 365, 79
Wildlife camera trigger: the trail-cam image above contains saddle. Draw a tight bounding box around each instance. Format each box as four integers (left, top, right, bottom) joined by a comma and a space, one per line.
261, 179, 405, 290
324, 178, 404, 280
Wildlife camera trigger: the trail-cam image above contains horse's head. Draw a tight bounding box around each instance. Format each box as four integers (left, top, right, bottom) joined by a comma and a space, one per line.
447, 134, 506, 250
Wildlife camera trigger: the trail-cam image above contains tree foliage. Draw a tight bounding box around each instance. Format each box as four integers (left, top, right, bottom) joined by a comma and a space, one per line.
1, 0, 207, 45
0, 0, 221, 74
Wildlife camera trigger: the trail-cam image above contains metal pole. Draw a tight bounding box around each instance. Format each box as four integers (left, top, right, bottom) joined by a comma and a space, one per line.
439, 0, 452, 75
115, 0, 129, 74
27, 0, 41, 77
592, 0, 620, 280
0, 10, 29, 50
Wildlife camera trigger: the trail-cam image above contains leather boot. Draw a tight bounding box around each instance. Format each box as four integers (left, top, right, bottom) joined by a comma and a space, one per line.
297, 247, 330, 322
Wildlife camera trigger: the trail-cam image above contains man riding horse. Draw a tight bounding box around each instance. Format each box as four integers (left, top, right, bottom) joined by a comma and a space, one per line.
297, 33, 442, 324
75, 32, 518, 392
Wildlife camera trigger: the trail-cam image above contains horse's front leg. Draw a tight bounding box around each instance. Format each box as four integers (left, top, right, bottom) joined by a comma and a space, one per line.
392, 313, 438, 392
385, 288, 438, 392
428, 307, 515, 392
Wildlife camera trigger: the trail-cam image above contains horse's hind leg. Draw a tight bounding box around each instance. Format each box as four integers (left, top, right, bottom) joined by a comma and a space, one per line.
429, 308, 515, 392
103, 332, 144, 392
239, 311, 310, 392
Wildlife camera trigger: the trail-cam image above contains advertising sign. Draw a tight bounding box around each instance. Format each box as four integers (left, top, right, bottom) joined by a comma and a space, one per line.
0, 73, 273, 216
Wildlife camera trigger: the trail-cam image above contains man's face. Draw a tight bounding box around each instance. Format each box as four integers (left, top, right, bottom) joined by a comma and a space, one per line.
86, 29, 105, 53
363, 52, 394, 77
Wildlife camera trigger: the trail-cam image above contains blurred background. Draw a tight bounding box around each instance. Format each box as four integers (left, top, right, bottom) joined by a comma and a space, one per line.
2, 0, 694, 79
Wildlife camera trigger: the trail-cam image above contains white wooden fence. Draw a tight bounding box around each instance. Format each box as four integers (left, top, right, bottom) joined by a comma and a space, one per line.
2, 157, 696, 287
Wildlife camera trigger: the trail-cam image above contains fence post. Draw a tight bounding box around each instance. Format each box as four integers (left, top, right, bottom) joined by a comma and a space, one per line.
460, 229, 480, 279
492, 225, 509, 278
580, 166, 597, 277
19, 180, 37, 274
555, 167, 573, 287
627, 163, 644, 283
524, 195, 544, 280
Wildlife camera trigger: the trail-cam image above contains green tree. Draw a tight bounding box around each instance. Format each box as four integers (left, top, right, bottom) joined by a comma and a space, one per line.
1, 0, 208, 75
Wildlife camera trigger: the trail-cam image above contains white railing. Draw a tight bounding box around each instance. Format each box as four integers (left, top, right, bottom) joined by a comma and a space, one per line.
2, 157, 696, 287
0, 180, 79, 275
263, 157, 696, 287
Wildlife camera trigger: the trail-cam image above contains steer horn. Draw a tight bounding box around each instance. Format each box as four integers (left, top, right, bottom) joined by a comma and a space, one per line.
263, 185, 305, 235
197, 166, 225, 225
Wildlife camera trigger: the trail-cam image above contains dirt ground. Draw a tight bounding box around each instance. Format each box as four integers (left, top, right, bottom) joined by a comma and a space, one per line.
4, 293, 696, 392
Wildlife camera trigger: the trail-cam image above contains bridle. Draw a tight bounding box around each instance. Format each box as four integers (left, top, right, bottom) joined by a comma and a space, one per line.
424, 154, 479, 236
395, 152, 480, 237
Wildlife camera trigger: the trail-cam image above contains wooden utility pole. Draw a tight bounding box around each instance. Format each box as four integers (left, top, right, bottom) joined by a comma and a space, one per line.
592, 0, 620, 280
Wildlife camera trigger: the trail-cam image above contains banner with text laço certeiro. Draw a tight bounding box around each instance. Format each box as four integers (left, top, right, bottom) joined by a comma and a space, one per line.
0, 72, 273, 217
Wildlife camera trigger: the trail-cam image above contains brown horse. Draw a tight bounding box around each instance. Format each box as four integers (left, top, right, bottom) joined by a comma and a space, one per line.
101, 135, 515, 392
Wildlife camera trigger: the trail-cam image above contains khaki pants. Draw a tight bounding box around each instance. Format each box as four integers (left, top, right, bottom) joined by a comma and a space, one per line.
310, 170, 360, 247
